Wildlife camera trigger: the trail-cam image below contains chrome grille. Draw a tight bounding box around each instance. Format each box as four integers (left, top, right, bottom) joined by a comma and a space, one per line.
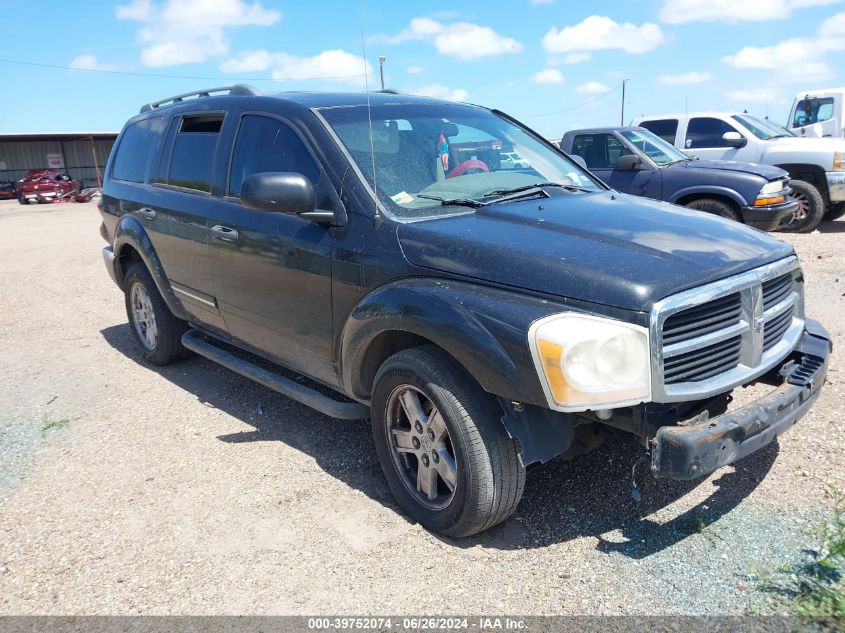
650, 257, 804, 402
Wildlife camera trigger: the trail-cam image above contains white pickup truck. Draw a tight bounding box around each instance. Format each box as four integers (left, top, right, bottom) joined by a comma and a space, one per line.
788, 88, 845, 139
632, 111, 845, 231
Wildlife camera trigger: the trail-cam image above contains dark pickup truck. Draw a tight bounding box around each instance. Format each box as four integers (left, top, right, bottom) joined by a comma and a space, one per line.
100, 86, 831, 537
560, 126, 798, 231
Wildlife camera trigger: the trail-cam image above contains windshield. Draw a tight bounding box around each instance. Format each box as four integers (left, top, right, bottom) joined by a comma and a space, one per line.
319, 103, 603, 220
733, 114, 796, 140
620, 128, 690, 166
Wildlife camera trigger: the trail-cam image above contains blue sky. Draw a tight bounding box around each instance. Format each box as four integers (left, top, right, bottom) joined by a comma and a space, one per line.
1, 0, 843, 137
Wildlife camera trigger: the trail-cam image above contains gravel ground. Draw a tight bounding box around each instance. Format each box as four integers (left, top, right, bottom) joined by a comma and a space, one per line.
0, 199, 842, 615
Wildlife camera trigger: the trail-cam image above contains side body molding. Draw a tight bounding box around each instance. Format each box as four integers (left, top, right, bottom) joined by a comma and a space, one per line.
112, 214, 191, 321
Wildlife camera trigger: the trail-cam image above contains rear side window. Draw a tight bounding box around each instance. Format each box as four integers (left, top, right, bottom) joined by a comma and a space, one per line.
685, 117, 738, 148
228, 115, 319, 197
639, 119, 678, 143
112, 117, 164, 183
166, 114, 224, 192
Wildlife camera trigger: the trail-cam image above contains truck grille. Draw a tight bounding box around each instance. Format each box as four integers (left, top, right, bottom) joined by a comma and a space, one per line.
651, 258, 804, 402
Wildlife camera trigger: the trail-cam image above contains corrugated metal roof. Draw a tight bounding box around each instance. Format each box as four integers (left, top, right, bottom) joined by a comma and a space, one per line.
0, 132, 118, 140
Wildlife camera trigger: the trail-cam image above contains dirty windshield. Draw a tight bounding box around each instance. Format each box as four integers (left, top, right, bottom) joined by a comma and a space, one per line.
320, 103, 603, 219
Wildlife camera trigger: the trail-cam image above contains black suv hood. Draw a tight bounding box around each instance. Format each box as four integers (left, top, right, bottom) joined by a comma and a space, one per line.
669, 158, 785, 180
398, 191, 794, 312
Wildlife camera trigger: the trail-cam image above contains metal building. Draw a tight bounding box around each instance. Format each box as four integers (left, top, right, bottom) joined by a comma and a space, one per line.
0, 132, 117, 189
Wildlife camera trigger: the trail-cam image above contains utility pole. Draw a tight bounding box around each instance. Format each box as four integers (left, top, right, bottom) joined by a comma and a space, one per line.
378, 56, 386, 90
621, 79, 629, 125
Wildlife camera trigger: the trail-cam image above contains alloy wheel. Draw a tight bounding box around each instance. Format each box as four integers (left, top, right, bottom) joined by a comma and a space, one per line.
385, 385, 458, 509
130, 282, 158, 351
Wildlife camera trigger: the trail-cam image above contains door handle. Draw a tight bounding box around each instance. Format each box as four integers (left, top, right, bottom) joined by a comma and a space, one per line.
138, 207, 157, 220
210, 225, 239, 242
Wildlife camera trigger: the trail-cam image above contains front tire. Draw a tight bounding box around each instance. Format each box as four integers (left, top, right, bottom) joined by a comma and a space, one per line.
684, 197, 740, 222
780, 179, 824, 233
123, 263, 190, 366
371, 346, 525, 537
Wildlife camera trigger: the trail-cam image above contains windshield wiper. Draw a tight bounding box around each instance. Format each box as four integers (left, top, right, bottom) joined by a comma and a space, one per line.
416, 194, 488, 208
483, 182, 593, 198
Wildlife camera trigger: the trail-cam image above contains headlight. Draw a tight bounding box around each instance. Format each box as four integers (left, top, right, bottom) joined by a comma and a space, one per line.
834, 151, 844, 171
759, 180, 785, 196
755, 180, 787, 206
528, 313, 652, 411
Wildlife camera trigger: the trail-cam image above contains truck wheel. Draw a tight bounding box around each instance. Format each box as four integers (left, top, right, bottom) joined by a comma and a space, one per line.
824, 202, 845, 222
781, 180, 824, 233
371, 346, 525, 537
123, 262, 190, 366
684, 198, 739, 222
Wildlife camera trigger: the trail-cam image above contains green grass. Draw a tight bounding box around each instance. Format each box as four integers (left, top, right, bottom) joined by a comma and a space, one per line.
40, 411, 72, 436
759, 484, 845, 620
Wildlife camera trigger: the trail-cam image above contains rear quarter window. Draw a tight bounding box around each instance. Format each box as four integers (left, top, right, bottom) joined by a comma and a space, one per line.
111, 117, 165, 183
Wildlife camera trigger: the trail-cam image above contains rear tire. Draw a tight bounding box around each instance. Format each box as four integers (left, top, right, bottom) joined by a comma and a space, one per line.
123, 263, 190, 366
371, 345, 525, 537
824, 202, 845, 222
684, 197, 740, 222
780, 179, 824, 233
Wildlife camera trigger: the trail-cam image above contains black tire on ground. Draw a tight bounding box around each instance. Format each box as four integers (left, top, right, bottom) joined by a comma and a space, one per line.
781, 179, 825, 233
684, 197, 740, 222
371, 345, 525, 537
123, 262, 190, 366
17, 195, 27, 205
824, 202, 845, 222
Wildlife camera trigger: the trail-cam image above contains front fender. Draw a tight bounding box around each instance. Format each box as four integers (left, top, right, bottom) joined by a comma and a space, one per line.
340, 278, 565, 406
668, 185, 747, 207
113, 215, 190, 321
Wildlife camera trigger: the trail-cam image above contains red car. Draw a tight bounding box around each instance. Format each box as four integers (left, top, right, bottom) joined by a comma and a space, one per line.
17, 169, 81, 204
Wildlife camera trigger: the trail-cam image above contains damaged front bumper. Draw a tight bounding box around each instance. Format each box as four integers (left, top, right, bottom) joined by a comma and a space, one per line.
651, 319, 831, 480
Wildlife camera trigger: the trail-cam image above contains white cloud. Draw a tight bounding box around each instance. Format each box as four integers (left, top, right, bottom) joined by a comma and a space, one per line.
412, 84, 469, 101
221, 49, 370, 84
562, 53, 591, 64
406, 65, 424, 75
116, 0, 281, 67
375, 17, 522, 60
69, 54, 114, 71
533, 68, 565, 84
542, 16, 665, 55
219, 49, 274, 73
660, 0, 840, 24
721, 12, 845, 82
726, 89, 788, 104
658, 71, 712, 86
576, 81, 610, 94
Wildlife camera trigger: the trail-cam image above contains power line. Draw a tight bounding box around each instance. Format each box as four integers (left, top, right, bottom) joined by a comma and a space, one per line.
0, 57, 365, 83
521, 84, 621, 119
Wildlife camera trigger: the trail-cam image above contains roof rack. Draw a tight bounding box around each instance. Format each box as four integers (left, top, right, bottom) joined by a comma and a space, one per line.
377, 89, 400, 94
139, 84, 262, 113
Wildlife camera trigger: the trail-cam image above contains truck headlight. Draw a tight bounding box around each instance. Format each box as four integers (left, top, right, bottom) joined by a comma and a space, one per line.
528, 313, 652, 411
754, 179, 787, 206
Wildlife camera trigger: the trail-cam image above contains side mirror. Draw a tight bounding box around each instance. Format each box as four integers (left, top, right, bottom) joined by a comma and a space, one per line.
721, 131, 747, 148
570, 155, 588, 170
240, 172, 339, 224
615, 154, 643, 171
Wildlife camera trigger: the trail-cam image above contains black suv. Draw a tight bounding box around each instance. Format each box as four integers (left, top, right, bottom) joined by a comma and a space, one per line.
100, 85, 831, 537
